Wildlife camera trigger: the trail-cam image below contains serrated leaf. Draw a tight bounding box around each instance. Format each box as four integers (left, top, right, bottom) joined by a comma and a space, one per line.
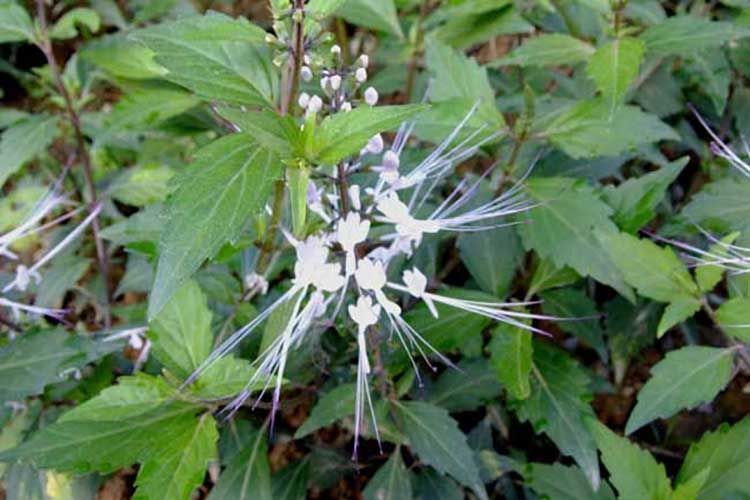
696, 232, 740, 293
527, 258, 581, 296
601, 158, 687, 233
457, 224, 523, 298
677, 418, 750, 499
542, 99, 678, 159
0, 329, 120, 402
395, 401, 486, 499
0, 374, 201, 473
149, 280, 212, 380
540, 288, 607, 360
216, 107, 298, 158
511, 341, 600, 489
104, 82, 200, 132
625, 346, 735, 434
335, 0, 403, 37
190, 356, 256, 400
413, 467, 463, 500
313, 104, 426, 165
432, 1, 532, 49
641, 16, 748, 57
597, 231, 700, 336
81, 33, 166, 79
208, 423, 272, 499
586, 37, 644, 116
134, 413, 217, 500
686, 49, 731, 114
148, 133, 282, 319
50, 8, 100, 40
272, 459, 310, 500
526, 462, 616, 500
363, 451, 413, 500
593, 422, 673, 500
426, 359, 502, 412
0, 116, 59, 188
307, 0, 348, 18
0, 1, 34, 43
131, 12, 276, 107
294, 384, 355, 438
518, 177, 633, 301
681, 178, 750, 233
715, 298, 750, 342
489, 322, 533, 400
491, 33, 594, 67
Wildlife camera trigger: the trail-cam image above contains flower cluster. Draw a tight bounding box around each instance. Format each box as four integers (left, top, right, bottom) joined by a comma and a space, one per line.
188, 59, 557, 455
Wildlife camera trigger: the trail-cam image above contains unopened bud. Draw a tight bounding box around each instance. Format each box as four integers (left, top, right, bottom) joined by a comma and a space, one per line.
264, 33, 277, 45
383, 150, 400, 170
320, 76, 330, 92
308, 95, 323, 113
355, 67, 367, 83
303, 54, 311, 65
341, 101, 352, 112
366, 134, 384, 154
364, 86, 378, 106
331, 44, 341, 56
330, 74, 342, 91
273, 54, 286, 67
301, 65, 313, 82
298, 92, 310, 109
292, 8, 304, 23
357, 54, 369, 68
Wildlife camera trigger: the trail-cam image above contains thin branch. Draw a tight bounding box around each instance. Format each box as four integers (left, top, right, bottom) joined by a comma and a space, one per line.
35, 0, 112, 327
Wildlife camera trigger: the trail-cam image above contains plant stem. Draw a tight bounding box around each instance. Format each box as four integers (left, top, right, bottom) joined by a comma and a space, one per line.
337, 162, 350, 214
403, 0, 430, 103
35, 0, 112, 328
256, 0, 305, 274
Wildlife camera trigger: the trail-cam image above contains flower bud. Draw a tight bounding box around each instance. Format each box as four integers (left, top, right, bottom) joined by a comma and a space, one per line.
307, 95, 323, 113
292, 8, 304, 22
366, 134, 384, 154
300, 65, 313, 82
383, 150, 400, 170
320, 76, 330, 92
358, 54, 369, 68
355, 67, 367, 83
364, 86, 378, 106
331, 44, 342, 56
341, 101, 352, 112
264, 33, 277, 45
298, 91, 310, 109
330, 74, 342, 91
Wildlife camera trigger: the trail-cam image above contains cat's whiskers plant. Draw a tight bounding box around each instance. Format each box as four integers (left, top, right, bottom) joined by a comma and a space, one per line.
184, 63, 556, 453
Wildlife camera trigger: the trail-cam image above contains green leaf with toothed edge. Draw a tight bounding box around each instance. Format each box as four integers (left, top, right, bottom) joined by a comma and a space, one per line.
624, 346, 735, 435
148, 133, 283, 319
0, 116, 60, 189
207, 423, 272, 500
489, 321, 533, 400
363, 450, 413, 500
491, 33, 595, 68
586, 37, 645, 116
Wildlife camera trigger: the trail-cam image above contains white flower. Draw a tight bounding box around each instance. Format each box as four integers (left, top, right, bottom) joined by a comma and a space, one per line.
403, 267, 438, 318
357, 54, 369, 68
375, 192, 439, 245
364, 87, 378, 106
348, 185, 361, 211
355, 258, 400, 315
293, 236, 345, 292
14, 265, 41, 292
355, 67, 367, 83
337, 212, 370, 276
330, 74, 342, 91
366, 134, 384, 155
301, 65, 313, 82
297, 91, 310, 109
341, 102, 352, 112
307, 95, 323, 114
348, 295, 381, 331
320, 76, 330, 93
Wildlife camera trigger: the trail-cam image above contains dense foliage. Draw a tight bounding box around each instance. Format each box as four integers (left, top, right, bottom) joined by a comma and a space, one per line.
1, 0, 750, 498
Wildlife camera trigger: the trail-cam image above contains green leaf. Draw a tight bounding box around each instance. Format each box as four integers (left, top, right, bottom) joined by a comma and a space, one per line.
312, 104, 426, 165
527, 258, 581, 297
307, 0, 348, 18
677, 418, 750, 499
104, 82, 200, 132
489, 322, 533, 400
50, 8, 100, 40
672, 468, 710, 500
272, 459, 310, 500
431, 2, 532, 49
597, 231, 700, 336
131, 12, 276, 107
715, 298, 750, 342
641, 16, 748, 57
133, 413, 217, 500
518, 177, 633, 301
457, 224, 523, 298
423, 39, 504, 138
81, 33, 166, 79
0, 1, 34, 43
491, 33, 594, 67
0, 116, 59, 188
681, 179, 750, 233
363, 450, 413, 500
208, 423, 272, 500
0, 374, 201, 473
294, 384, 355, 438
190, 356, 256, 400
511, 341, 600, 489
625, 346, 735, 435
0, 329, 119, 402
525, 462, 616, 500
426, 359, 502, 412
335, 0, 403, 37
686, 49, 731, 114
216, 108, 298, 158
542, 99, 678, 159
593, 422, 673, 500
149, 280, 212, 380
149, 133, 282, 319
413, 467, 463, 500
540, 288, 607, 360
394, 401, 486, 499
586, 37, 645, 116
602, 158, 687, 233
696, 232, 740, 293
